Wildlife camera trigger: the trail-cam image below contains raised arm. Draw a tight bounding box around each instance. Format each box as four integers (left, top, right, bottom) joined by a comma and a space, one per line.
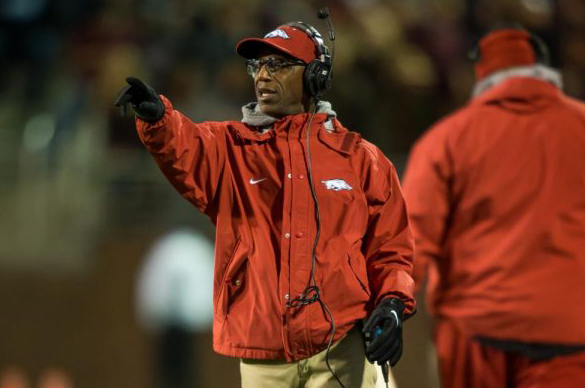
115, 77, 225, 215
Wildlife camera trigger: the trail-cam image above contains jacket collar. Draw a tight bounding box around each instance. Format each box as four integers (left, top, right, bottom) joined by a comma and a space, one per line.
471, 64, 562, 97
233, 101, 359, 155
472, 75, 563, 112
233, 101, 335, 142
240, 100, 337, 127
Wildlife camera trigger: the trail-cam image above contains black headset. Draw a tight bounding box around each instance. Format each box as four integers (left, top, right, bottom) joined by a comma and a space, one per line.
282, 17, 334, 99
468, 26, 550, 66
529, 33, 551, 65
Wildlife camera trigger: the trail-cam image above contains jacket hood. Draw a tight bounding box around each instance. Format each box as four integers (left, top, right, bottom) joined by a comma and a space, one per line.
241, 101, 337, 127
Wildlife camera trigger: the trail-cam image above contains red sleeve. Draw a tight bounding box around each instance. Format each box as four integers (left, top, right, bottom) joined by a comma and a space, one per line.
361, 146, 416, 315
402, 129, 452, 293
135, 96, 225, 215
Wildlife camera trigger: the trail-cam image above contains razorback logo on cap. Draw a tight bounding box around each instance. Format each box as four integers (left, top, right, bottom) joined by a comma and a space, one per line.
264, 29, 290, 40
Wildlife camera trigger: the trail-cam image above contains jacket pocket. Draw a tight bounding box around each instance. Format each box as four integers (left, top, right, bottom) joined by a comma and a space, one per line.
347, 253, 370, 297
217, 237, 249, 321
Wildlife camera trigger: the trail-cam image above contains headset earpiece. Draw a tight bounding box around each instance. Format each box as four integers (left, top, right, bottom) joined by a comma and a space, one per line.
282, 21, 333, 99
529, 34, 550, 65
304, 58, 332, 98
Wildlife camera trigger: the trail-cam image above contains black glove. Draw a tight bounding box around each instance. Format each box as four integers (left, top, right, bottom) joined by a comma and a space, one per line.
363, 298, 405, 367
114, 77, 165, 123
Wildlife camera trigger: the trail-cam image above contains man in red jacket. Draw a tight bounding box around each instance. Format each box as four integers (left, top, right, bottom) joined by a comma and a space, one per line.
115, 20, 414, 388
403, 27, 585, 388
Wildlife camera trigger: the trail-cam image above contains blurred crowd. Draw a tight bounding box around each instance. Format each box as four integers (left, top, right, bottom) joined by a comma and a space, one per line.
3, 0, 585, 151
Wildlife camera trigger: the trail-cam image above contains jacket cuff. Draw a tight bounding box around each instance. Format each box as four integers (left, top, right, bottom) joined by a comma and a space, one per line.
136, 95, 174, 135
374, 269, 416, 317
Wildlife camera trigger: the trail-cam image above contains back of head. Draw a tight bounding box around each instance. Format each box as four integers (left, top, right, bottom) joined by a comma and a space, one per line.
471, 26, 550, 81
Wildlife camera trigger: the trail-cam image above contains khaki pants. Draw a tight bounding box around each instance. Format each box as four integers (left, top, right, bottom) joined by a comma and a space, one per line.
240, 327, 390, 388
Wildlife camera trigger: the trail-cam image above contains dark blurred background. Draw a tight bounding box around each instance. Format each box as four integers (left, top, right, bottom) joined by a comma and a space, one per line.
1, 0, 584, 387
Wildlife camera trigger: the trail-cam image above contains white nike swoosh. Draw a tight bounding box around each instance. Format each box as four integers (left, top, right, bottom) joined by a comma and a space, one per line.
249, 178, 267, 185
390, 310, 399, 322
390, 310, 402, 328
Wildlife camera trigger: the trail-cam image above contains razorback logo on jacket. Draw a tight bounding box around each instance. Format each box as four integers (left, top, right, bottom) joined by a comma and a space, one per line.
321, 179, 352, 191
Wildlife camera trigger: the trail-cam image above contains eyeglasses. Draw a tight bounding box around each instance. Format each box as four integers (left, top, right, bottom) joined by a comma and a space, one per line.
246, 57, 305, 77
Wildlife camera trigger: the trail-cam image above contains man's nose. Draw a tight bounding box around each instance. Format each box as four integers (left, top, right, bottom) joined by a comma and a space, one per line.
256, 64, 272, 81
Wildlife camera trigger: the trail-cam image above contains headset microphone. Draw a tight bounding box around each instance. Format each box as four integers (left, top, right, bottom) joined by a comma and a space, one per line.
317, 7, 335, 87
317, 7, 336, 67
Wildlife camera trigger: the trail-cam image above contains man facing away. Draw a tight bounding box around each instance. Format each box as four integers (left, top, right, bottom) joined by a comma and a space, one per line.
116, 19, 414, 388
403, 27, 585, 388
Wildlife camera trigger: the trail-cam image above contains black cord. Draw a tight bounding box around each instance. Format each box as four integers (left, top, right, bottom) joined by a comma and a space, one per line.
286, 101, 347, 388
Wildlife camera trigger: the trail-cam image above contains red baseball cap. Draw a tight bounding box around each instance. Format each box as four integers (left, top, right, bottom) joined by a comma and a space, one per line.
474, 29, 537, 80
236, 25, 319, 64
